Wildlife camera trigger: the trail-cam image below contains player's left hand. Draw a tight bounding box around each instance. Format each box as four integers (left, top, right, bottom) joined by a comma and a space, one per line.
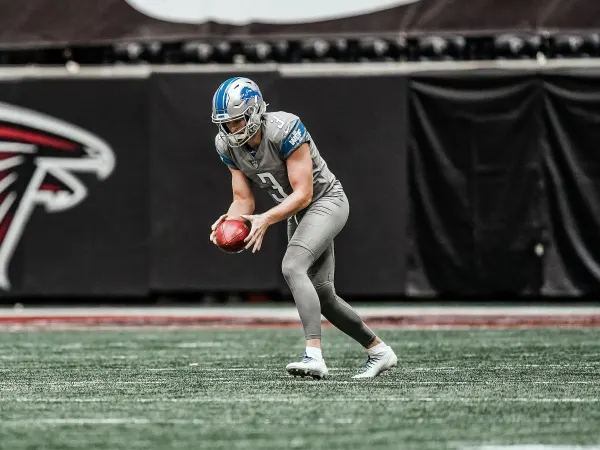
241, 214, 272, 253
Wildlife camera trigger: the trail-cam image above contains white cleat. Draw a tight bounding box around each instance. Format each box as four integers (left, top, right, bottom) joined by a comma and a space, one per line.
352, 346, 398, 379
286, 356, 329, 380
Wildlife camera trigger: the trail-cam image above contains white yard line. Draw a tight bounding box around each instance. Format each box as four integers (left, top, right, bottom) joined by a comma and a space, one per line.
4, 397, 599, 403
1, 306, 599, 319
0, 418, 207, 426
1, 417, 593, 428
2, 380, 597, 387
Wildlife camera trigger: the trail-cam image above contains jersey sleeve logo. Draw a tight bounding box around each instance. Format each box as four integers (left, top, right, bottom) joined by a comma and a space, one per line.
289, 128, 303, 146
280, 120, 307, 157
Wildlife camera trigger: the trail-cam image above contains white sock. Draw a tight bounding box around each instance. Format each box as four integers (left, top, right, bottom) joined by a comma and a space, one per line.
367, 342, 388, 356
305, 347, 323, 361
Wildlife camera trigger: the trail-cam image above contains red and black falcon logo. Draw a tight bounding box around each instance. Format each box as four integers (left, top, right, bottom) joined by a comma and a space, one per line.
0, 102, 115, 290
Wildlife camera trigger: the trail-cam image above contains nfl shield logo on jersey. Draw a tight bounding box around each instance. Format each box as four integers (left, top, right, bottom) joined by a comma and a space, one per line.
251, 160, 259, 168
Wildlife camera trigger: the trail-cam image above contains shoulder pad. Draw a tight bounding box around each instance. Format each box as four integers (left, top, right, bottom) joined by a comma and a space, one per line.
264, 111, 310, 159
215, 134, 238, 169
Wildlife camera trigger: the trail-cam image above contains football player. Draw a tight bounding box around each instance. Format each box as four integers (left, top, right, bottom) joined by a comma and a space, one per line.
209, 77, 397, 379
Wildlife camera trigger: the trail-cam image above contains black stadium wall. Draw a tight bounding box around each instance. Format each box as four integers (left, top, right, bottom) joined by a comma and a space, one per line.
0, 65, 599, 299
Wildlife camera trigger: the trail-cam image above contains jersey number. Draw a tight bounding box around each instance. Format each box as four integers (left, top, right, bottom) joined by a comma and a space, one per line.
270, 116, 292, 135
258, 172, 288, 203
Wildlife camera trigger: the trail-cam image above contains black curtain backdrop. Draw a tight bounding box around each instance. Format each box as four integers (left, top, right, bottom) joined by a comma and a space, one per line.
407, 71, 544, 296
0, 69, 598, 298
542, 68, 600, 295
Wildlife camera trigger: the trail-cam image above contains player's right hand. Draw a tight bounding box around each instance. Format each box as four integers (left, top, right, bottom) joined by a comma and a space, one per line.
210, 214, 228, 244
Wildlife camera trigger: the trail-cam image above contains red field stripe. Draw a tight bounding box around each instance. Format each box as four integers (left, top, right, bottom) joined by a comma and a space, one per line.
0, 314, 599, 328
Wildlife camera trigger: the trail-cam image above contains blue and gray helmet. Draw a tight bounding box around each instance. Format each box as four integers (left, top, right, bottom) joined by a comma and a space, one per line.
211, 77, 267, 147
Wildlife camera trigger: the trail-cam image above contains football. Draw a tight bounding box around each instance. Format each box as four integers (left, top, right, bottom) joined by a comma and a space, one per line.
215, 219, 250, 253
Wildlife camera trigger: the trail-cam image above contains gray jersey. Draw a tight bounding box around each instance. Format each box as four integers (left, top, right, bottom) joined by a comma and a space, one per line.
215, 111, 338, 206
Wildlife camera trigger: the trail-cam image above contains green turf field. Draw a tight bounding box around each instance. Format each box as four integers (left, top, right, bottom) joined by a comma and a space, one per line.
0, 327, 599, 450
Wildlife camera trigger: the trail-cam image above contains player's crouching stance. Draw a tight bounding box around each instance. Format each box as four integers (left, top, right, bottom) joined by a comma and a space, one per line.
208, 77, 397, 379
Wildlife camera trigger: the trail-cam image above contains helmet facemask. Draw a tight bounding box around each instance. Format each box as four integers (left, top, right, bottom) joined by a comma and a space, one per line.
217, 102, 265, 147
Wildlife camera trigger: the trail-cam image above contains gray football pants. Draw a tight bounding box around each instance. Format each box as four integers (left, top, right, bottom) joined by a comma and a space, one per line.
281, 185, 376, 347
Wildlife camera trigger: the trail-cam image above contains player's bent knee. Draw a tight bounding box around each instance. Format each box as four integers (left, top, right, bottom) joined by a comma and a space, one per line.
281, 245, 314, 283
281, 259, 300, 283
